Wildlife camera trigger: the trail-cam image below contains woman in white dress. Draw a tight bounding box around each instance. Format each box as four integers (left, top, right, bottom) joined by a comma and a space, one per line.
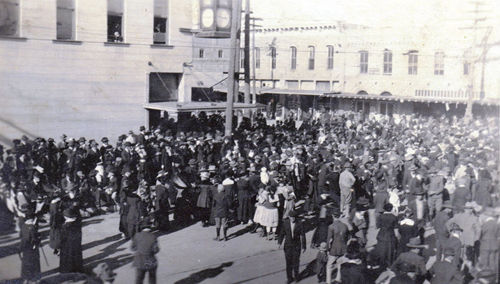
253, 186, 279, 240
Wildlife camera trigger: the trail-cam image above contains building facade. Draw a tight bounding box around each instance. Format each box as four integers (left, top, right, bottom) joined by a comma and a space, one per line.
249, 22, 500, 117
0, 0, 198, 143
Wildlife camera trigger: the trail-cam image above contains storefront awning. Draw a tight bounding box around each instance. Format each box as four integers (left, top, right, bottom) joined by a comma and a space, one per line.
143, 101, 266, 113
323, 92, 500, 105
258, 88, 325, 96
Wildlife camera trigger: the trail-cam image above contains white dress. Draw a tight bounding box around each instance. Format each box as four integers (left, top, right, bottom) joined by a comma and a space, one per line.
253, 191, 279, 227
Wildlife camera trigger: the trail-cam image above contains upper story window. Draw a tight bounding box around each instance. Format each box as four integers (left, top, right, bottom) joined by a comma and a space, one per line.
308, 46, 315, 70
408, 51, 418, 75
240, 48, 244, 69
255, 47, 260, 69
57, 0, 75, 40
107, 0, 124, 42
0, 0, 20, 36
463, 61, 470, 75
359, 50, 368, 74
434, 51, 444, 75
290, 46, 297, 70
218, 49, 223, 58
383, 49, 392, 75
327, 45, 334, 69
199, 48, 204, 58
153, 0, 168, 44
270, 47, 276, 69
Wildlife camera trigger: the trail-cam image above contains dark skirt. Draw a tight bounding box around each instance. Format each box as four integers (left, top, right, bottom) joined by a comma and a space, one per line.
21, 246, 41, 281
49, 227, 61, 249
60, 221, 83, 273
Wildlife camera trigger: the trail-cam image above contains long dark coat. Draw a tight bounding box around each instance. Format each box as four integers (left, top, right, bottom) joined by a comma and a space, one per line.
49, 200, 63, 249
20, 223, 41, 281
375, 213, 399, 268
59, 219, 83, 273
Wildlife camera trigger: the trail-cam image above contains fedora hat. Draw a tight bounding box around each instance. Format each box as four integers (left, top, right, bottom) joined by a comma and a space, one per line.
406, 237, 427, 249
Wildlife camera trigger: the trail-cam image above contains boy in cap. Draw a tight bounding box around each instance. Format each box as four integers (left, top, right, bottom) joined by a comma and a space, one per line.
429, 247, 464, 284
316, 242, 328, 283
132, 220, 159, 284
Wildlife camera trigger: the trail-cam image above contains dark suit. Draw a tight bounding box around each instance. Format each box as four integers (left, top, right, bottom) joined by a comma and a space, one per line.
132, 230, 159, 284
278, 218, 306, 282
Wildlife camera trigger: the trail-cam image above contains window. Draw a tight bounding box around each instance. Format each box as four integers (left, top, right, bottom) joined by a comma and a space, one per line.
380, 102, 394, 116
359, 51, 368, 74
434, 51, 444, 75
57, 0, 75, 40
199, 48, 204, 58
290, 46, 297, 70
327, 45, 334, 69
240, 48, 244, 69
408, 51, 418, 75
218, 49, 223, 58
308, 46, 315, 70
464, 61, 470, 75
107, 0, 124, 42
255, 47, 260, 69
0, 0, 20, 36
153, 0, 168, 44
270, 47, 276, 69
383, 49, 392, 75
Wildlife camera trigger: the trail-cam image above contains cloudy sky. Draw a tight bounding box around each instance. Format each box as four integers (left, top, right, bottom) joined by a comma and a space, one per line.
251, 0, 500, 31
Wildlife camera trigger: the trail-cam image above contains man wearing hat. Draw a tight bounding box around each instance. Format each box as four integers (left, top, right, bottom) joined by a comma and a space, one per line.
59, 207, 83, 273
131, 220, 160, 284
339, 162, 355, 217
325, 211, 350, 284
212, 184, 231, 241
426, 166, 445, 219
429, 247, 464, 284
20, 213, 41, 284
434, 200, 453, 262
277, 210, 306, 284
447, 201, 480, 268
443, 223, 464, 267
391, 237, 428, 282
478, 208, 499, 272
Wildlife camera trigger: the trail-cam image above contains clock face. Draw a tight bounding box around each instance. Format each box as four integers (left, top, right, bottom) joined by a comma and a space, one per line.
201, 9, 214, 28
216, 8, 230, 29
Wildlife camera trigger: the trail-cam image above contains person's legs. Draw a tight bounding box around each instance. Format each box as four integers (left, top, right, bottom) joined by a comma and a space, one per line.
135, 268, 146, 284
292, 246, 301, 280
148, 268, 157, 284
284, 246, 294, 282
214, 218, 221, 240
325, 254, 338, 284
221, 218, 228, 241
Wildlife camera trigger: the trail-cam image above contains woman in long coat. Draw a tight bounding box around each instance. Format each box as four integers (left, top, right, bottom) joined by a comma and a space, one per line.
375, 203, 399, 268
20, 216, 41, 283
59, 212, 83, 273
49, 195, 63, 254
59, 201, 83, 273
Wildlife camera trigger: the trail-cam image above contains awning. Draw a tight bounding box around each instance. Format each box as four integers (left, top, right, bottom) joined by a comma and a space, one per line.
143, 101, 266, 113
258, 88, 325, 96
324, 92, 500, 105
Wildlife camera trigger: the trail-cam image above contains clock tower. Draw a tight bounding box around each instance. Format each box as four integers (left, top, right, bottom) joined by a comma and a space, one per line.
198, 0, 232, 38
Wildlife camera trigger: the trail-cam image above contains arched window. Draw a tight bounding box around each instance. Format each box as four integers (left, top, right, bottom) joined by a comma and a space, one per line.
327, 45, 334, 69
383, 49, 392, 75
359, 51, 368, 74
308, 46, 315, 70
290, 46, 297, 70
270, 47, 276, 69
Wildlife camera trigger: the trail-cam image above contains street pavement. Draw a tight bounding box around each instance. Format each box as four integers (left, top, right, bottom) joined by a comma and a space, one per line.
0, 212, 322, 283
0, 208, 436, 284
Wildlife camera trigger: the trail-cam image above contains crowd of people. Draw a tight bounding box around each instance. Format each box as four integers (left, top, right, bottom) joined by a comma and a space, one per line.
0, 109, 499, 284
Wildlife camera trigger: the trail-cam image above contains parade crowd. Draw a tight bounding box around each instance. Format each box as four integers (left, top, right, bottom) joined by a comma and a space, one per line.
0, 110, 499, 284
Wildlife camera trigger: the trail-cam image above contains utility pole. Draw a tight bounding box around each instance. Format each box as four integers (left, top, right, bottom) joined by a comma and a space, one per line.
463, 0, 487, 120
225, 0, 242, 136
251, 17, 262, 105
243, 0, 251, 111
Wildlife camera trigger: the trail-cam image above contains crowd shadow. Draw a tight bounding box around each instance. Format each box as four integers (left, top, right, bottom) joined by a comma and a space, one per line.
226, 225, 253, 241
297, 259, 317, 281
173, 261, 233, 284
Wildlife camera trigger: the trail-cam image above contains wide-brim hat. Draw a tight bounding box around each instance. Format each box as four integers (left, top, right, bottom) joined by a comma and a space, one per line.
448, 222, 463, 232
407, 237, 426, 249
188, 159, 197, 166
